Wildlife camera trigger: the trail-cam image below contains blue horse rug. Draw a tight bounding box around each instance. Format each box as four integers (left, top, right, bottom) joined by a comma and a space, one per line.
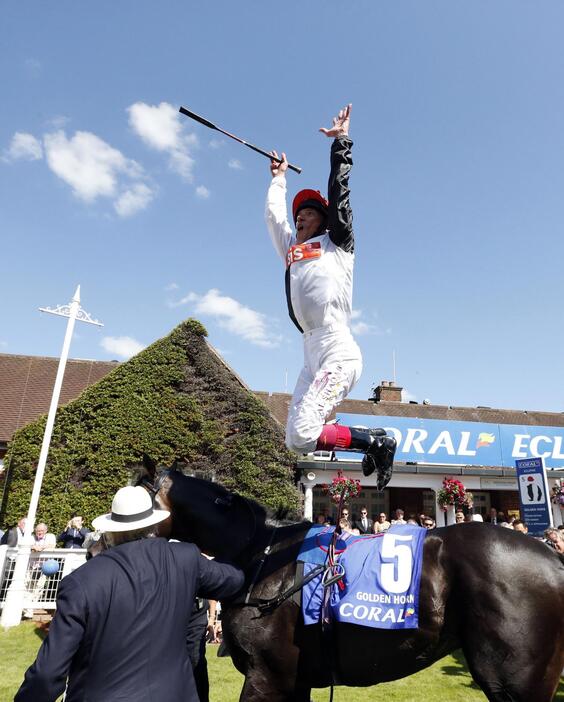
298, 524, 425, 630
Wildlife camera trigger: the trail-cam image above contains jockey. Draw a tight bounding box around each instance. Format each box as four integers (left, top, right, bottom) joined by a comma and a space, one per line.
265, 104, 396, 489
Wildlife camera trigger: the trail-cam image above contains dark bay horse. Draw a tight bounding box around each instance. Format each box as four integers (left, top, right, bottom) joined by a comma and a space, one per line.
138, 462, 564, 701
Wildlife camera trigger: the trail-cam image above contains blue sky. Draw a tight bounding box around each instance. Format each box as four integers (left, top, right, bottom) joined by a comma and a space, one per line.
1, 1, 564, 413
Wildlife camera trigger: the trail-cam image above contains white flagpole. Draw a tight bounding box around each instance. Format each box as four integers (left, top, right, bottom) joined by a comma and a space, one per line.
1, 286, 102, 628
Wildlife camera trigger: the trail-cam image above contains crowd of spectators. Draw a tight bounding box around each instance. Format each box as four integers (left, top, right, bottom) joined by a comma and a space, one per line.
315, 505, 564, 553
317, 507, 438, 534
1, 513, 90, 549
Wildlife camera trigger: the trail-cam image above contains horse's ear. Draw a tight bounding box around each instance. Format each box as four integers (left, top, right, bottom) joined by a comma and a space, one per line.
142, 454, 157, 480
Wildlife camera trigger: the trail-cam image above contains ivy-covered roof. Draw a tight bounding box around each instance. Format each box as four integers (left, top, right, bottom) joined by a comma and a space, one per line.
1, 319, 299, 532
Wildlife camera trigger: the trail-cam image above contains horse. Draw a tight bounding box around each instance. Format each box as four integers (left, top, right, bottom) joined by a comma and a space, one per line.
137, 460, 564, 702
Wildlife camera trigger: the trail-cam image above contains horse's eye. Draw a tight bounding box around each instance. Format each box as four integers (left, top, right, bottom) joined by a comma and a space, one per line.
214, 496, 232, 508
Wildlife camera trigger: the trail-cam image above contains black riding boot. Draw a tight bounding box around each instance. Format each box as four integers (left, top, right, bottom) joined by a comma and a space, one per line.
348, 427, 397, 489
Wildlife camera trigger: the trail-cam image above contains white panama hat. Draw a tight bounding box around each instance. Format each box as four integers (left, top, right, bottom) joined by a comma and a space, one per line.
92, 486, 170, 533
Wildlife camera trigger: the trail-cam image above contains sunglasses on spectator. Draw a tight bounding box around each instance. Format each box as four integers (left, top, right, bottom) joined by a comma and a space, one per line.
423, 522, 434, 528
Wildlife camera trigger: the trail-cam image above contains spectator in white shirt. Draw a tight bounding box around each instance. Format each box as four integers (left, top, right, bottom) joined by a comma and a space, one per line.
32, 523, 56, 551
391, 508, 406, 525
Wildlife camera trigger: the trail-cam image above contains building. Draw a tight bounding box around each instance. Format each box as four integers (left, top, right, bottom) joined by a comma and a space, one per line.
0, 354, 119, 465
1, 353, 563, 528
257, 382, 564, 527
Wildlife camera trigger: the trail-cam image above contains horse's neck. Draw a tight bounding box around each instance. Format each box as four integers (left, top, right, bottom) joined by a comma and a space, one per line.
243, 521, 310, 567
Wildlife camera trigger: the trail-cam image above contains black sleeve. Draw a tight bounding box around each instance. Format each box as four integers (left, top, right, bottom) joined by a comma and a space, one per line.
196, 554, 244, 601
1, 528, 17, 546
327, 136, 354, 252
15, 576, 86, 702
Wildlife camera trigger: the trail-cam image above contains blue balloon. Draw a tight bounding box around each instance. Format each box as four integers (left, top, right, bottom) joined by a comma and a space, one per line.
41, 559, 60, 577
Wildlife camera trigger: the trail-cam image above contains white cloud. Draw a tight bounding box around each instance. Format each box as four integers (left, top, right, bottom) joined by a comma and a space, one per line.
351, 320, 372, 335
209, 139, 224, 149
2, 132, 43, 162
350, 308, 391, 336
195, 185, 210, 199
171, 288, 281, 348
114, 183, 155, 217
228, 158, 243, 170
128, 102, 181, 151
43, 129, 143, 202
4, 123, 153, 217
100, 335, 145, 359
350, 309, 374, 335
0, 341, 7, 348
128, 101, 197, 181
165, 282, 179, 291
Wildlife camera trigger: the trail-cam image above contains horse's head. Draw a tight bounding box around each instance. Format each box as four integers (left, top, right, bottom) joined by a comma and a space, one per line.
135, 456, 264, 562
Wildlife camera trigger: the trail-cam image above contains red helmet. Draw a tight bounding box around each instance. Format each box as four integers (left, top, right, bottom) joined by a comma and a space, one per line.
292, 189, 329, 224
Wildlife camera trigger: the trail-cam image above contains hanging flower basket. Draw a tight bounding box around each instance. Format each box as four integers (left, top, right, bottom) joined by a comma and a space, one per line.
437, 476, 473, 511
551, 479, 564, 507
322, 470, 362, 505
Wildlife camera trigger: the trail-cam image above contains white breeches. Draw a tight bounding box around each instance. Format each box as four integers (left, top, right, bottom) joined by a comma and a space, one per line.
286, 325, 362, 454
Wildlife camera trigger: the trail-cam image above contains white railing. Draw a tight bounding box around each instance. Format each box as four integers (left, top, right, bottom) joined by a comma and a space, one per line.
0, 545, 87, 611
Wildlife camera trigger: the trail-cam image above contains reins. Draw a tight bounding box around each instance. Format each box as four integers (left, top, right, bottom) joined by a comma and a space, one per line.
139, 469, 171, 504
236, 521, 323, 613
140, 468, 338, 701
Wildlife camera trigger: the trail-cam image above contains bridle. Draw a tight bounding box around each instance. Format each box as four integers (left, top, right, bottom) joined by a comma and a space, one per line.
138, 469, 172, 507
139, 468, 258, 562
138, 468, 319, 614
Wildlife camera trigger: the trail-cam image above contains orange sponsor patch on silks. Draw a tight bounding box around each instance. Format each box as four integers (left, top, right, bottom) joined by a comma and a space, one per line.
287, 241, 322, 267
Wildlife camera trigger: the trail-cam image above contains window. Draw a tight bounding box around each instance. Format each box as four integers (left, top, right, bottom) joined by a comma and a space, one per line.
471, 492, 490, 518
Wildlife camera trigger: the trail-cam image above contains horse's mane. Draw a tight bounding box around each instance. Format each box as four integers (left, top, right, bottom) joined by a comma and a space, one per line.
264, 505, 309, 528
130, 457, 308, 529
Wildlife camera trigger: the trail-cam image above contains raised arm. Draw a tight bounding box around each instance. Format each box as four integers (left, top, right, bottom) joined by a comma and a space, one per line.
265, 150, 293, 263
320, 104, 354, 253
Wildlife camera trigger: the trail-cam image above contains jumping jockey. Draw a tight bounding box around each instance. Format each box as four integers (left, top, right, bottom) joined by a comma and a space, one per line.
265, 104, 396, 488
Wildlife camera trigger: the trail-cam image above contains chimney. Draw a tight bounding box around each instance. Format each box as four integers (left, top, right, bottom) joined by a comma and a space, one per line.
370, 380, 403, 403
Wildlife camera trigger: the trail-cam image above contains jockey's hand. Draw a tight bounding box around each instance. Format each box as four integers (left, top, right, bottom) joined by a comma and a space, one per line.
319, 104, 352, 139
270, 150, 288, 178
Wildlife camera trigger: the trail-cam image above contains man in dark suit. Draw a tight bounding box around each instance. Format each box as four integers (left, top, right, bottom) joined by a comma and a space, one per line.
353, 506, 373, 535
486, 507, 498, 525
15, 486, 244, 702
0, 516, 26, 546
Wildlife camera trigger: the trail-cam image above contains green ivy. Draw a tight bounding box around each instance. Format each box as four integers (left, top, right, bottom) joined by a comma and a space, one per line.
2, 319, 299, 533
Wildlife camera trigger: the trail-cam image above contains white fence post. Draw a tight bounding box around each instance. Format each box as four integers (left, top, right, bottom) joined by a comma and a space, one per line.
1, 548, 87, 624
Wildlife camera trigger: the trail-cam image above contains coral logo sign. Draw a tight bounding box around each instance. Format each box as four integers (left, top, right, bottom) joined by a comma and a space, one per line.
336, 414, 564, 468
477, 433, 495, 448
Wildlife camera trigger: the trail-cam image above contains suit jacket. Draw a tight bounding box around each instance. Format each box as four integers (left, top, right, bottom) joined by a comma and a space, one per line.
353, 517, 374, 535
15, 538, 244, 702
57, 527, 90, 549
0, 526, 24, 546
